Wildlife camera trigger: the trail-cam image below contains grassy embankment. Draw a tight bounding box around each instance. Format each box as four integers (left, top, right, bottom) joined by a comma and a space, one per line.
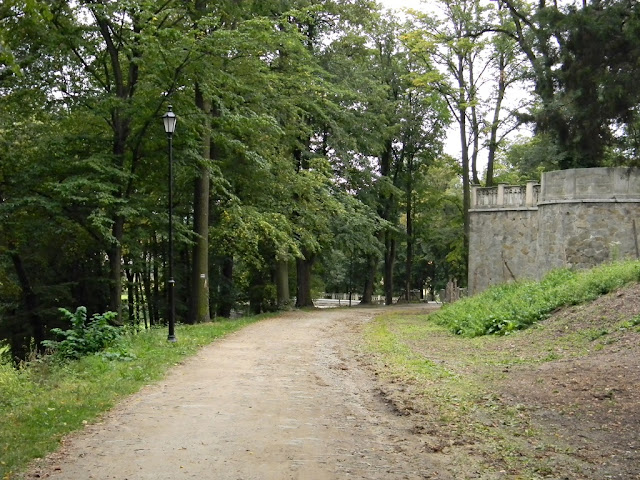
364, 260, 640, 477
0, 317, 263, 479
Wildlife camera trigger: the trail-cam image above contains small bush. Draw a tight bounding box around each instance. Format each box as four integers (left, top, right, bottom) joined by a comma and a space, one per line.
0, 361, 33, 409
42, 307, 122, 360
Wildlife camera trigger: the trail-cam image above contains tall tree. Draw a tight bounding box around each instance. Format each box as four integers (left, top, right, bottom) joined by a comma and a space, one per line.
39, 0, 190, 321
502, 0, 640, 167
412, 154, 465, 295
0, 0, 195, 356
187, 0, 213, 324
405, 1, 488, 282
484, 0, 525, 186
396, 84, 448, 301
405, 0, 525, 282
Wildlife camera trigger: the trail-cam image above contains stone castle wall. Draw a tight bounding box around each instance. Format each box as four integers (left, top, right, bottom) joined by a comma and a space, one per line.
468, 168, 640, 295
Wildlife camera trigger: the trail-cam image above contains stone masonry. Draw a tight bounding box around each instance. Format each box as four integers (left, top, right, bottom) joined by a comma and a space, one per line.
468, 167, 640, 295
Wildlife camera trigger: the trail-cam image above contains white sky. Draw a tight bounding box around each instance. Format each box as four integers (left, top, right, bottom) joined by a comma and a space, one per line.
378, 0, 426, 12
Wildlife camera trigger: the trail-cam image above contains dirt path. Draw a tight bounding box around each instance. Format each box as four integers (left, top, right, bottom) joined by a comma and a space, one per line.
28, 306, 451, 480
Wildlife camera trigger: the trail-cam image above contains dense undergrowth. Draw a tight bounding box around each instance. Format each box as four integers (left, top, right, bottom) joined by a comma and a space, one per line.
0, 316, 262, 479
432, 260, 640, 336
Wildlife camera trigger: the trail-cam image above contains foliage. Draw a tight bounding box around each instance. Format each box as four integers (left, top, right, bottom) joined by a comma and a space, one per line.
1, 0, 393, 346
7, 0, 639, 358
431, 260, 640, 336
503, 0, 640, 168
490, 134, 556, 183
0, 316, 262, 478
41, 307, 121, 361
411, 155, 465, 291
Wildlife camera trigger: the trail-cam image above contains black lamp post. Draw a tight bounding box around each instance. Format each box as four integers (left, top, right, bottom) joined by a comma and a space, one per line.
163, 105, 177, 342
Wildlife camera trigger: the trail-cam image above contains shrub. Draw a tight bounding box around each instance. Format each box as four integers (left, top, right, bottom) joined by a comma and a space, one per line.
42, 307, 121, 360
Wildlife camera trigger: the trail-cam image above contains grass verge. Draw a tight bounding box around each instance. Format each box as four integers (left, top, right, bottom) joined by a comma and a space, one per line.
364, 311, 487, 424
0, 317, 262, 480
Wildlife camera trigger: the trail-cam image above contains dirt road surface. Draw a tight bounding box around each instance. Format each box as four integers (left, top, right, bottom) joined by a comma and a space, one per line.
28, 306, 455, 480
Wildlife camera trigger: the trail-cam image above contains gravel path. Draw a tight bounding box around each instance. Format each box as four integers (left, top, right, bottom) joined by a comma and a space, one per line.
28, 306, 449, 480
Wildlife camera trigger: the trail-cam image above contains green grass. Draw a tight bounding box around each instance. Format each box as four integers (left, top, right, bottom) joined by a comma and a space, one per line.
364, 313, 454, 382
431, 260, 640, 336
0, 317, 263, 479
363, 313, 487, 430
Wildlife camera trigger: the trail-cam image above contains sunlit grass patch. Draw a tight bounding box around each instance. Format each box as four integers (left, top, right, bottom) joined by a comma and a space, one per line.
363, 313, 482, 416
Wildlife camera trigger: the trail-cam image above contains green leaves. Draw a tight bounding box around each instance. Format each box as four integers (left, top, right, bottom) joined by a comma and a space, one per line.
431, 261, 640, 337
501, 0, 640, 168
42, 307, 122, 361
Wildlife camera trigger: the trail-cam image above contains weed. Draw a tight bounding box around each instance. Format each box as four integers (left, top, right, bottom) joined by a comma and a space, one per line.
619, 314, 640, 330
42, 307, 122, 360
542, 352, 561, 362
430, 260, 640, 337
584, 328, 609, 341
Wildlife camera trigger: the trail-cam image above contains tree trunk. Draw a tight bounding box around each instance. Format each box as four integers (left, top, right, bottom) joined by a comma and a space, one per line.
457, 56, 471, 284
9, 249, 44, 354
217, 256, 234, 318
295, 254, 315, 308
348, 254, 354, 306
405, 179, 414, 301
461, 133, 471, 284
188, 86, 211, 324
384, 235, 396, 305
361, 254, 377, 304
133, 273, 144, 330
469, 58, 481, 185
108, 216, 125, 321
152, 234, 161, 325
125, 265, 135, 324
100, 8, 130, 326
379, 137, 397, 306
275, 259, 290, 308
143, 249, 155, 326
179, 246, 190, 314
486, 51, 507, 187
136, 272, 149, 329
